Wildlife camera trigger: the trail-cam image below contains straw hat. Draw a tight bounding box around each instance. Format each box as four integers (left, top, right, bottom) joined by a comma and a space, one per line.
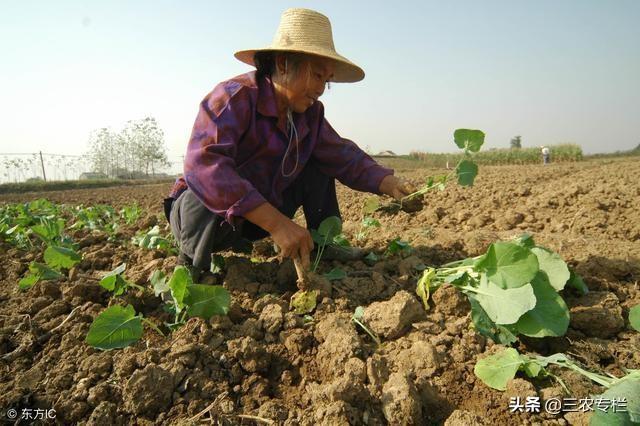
234, 8, 365, 83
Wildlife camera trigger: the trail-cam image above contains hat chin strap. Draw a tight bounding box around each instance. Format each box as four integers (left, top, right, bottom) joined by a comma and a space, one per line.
281, 108, 299, 178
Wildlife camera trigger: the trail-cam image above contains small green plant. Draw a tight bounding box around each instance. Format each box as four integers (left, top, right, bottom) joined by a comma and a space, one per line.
18, 262, 63, 290
19, 245, 81, 290
132, 225, 177, 254
385, 238, 412, 257
87, 266, 230, 349
99, 264, 143, 295
158, 266, 231, 326
474, 347, 640, 424
309, 216, 343, 272
119, 204, 141, 225
355, 217, 381, 241
30, 216, 76, 248
351, 306, 380, 345
416, 234, 580, 344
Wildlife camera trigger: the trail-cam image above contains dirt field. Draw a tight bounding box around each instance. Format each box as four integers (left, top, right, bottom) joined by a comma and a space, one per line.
1, 157, 639, 425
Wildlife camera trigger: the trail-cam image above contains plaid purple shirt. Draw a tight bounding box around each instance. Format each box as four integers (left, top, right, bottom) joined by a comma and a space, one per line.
169, 71, 393, 225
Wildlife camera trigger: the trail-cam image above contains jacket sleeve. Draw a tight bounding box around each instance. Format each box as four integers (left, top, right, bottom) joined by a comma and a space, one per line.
312, 102, 393, 194
183, 83, 266, 226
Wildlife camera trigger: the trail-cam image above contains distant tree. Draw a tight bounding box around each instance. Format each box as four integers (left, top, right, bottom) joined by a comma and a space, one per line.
510, 135, 522, 149
88, 128, 118, 176
130, 117, 169, 176
87, 117, 169, 178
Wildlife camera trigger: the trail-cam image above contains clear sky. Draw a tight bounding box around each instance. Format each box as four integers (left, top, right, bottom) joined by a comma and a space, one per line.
1, 0, 639, 162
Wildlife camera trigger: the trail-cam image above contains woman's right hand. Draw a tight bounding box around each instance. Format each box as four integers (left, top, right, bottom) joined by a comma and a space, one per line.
243, 202, 314, 269
270, 219, 314, 269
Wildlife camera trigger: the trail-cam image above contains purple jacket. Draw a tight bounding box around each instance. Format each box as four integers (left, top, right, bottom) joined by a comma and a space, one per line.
170, 71, 393, 225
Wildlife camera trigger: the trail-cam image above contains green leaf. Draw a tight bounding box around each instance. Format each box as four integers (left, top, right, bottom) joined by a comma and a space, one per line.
474, 348, 524, 391
290, 290, 319, 315
364, 252, 379, 266
567, 270, 589, 295
100, 274, 129, 296
531, 247, 570, 291
416, 269, 435, 311
522, 361, 543, 378
332, 234, 351, 247
353, 306, 365, 321
18, 273, 40, 290
184, 284, 230, 319
456, 159, 478, 186
20, 261, 64, 290
385, 238, 412, 256
515, 273, 570, 337
589, 375, 640, 425
210, 254, 225, 275
85, 305, 143, 350
310, 229, 323, 245
363, 197, 380, 215
99, 264, 129, 295
318, 216, 342, 241
169, 266, 192, 311
323, 268, 347, 281
150, 270, 169, 297
476, 242, 539, 289
362, 217, 381, 228
454, 128, 485, 153
44, 245, 81, 270
468, 295, 517, 344
513, 233, 535, 249
33, 262, 64, 280
630, 305, 640, 332
471, 275, 537, 325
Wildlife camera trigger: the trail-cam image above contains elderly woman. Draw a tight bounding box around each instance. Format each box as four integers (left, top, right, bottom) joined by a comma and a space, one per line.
165, 8, 415, 278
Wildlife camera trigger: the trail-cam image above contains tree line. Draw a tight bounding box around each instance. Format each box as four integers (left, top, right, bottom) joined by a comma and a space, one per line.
87, 117, 169, 178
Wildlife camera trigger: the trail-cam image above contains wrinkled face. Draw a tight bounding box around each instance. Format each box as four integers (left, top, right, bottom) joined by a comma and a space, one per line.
274, 55, 335, 114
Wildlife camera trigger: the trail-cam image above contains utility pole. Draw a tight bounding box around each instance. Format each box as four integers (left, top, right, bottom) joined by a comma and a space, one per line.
39, 151, 47, 181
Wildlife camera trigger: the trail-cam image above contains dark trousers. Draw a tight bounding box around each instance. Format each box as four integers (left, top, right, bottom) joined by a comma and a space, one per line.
166, 161, 340, 271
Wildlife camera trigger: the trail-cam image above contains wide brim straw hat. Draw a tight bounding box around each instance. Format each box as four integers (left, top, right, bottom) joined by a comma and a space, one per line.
234, 8, 365, 83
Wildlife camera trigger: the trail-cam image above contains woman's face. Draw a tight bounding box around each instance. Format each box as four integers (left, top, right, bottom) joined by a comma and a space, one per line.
273, 55, 335, 114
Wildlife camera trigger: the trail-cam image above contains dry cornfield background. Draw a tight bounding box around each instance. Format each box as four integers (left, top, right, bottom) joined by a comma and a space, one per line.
1, 157, 639, 425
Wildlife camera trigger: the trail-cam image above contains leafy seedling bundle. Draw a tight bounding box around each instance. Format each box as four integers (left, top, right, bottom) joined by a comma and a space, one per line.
416, 234, 587, 344
475, 347, 639, 424
365, 128, 485, 214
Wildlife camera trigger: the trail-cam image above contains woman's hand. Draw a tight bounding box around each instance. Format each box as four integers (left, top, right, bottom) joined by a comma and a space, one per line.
244, 202, 314, 269
379, 175, 417, 201
270, 219, 314, 269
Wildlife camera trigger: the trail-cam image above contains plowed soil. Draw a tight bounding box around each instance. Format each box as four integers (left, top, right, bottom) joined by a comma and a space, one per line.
1, 157, 639, 425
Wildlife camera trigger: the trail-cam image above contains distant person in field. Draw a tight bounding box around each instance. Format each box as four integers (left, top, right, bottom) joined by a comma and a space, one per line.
164, 8, 415, 279
541, 146, 550, 165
